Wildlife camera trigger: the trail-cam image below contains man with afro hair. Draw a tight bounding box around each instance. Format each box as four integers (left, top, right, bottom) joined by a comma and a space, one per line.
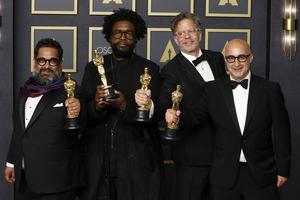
79, 8, 162, 200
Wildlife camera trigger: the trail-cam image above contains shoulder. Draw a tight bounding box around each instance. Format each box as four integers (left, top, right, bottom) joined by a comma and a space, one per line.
84, 54, 112, 69
204, 76, 229, 92
84, 61, 96, 71
208, 76, 226, 87
252, 74, 279, 86
202, 49, 223, 57
134, 54, 160, 71
251, 74, 282, 93
161, 53, 182, 72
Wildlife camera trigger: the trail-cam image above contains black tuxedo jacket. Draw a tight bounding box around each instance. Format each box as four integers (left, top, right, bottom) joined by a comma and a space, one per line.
6, 87, 85, 194
182, 74, 291, 187
159, 50, 226, 165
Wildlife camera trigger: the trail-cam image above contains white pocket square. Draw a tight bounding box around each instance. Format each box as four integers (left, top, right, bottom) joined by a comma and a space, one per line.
53, 103, 64, 107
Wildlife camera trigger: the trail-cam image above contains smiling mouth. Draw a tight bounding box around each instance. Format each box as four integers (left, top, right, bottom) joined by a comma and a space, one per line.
232, 67, 243, 72
183, 40, 195, 45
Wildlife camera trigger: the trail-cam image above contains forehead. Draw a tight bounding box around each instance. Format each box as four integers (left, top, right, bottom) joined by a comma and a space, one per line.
37, 47, 59, 58
225, 43, 250, 56
112, 20, 135, 31
176, 19, 197, 30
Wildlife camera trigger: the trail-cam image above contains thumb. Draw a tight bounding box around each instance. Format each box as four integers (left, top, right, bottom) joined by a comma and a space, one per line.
146, 89, 151, 97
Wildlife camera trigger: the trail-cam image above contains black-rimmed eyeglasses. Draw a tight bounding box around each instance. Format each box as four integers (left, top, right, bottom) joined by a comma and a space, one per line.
111, 30, 135, 40
225, 54, 252, 63
35, 57, 60, 67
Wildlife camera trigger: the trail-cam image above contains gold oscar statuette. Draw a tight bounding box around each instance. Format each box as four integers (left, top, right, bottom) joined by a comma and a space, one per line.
93, 48, 118, 99
135, 67, 151, 122
162, 85, 183, 141
64, 73, 80, 130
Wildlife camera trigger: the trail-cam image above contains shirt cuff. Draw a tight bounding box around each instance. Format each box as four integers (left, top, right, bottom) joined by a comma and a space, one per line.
149, 100, 154, 119
6, 162, 14, 168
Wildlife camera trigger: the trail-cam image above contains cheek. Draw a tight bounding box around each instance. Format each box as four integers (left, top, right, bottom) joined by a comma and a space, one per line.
110, 37, 116, 45
174, 37, 180, 46
196, 33, 201, 42
243, 66, 250, 74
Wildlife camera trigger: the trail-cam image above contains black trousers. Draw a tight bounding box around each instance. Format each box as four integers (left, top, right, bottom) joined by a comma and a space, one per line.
211, 163, 278, 200
14, 171, 77, 200
175, 164, 211, 200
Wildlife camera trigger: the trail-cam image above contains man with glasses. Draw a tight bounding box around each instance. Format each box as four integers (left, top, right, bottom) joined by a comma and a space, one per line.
78, 8, 162, 200
158, 12, 226, 200
4, 38, 85, 200
165, 39, 291, 200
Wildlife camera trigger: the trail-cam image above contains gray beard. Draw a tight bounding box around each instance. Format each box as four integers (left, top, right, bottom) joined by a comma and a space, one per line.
32, 71, 61, 86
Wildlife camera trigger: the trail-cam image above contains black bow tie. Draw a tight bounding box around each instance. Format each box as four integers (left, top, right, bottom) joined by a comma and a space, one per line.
192, 54, 208, 66
230, 79, 248, 89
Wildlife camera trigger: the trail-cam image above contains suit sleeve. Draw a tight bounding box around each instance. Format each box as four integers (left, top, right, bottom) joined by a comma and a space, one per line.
269, 83, 291, 177
6, 112, 17, 164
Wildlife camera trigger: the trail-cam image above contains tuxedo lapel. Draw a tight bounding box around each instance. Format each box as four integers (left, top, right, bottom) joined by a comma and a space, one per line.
219, 77, 241, 134
25, 89, 63, 131
243, 75, 262, 135
177, 53, 205, 86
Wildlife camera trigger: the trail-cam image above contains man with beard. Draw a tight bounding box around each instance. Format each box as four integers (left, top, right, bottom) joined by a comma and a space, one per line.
78, 8, 162, 200
4, 38, 85, 200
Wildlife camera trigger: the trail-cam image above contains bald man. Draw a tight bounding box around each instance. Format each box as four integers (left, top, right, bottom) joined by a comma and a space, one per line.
165, 39, 291, 200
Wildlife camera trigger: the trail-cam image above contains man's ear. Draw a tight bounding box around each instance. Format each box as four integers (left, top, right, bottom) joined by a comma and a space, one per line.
249, 54, 254, 64
174, 36, 179, 46
198, 31, 202, 43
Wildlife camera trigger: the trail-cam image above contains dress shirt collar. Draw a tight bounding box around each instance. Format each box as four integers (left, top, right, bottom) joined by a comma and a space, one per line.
181, 49, 202, 63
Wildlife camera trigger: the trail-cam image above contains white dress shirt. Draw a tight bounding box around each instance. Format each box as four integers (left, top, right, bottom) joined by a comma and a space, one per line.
6, 95, 43, 168
230, 72, 251, 162
181, 50, 215, 82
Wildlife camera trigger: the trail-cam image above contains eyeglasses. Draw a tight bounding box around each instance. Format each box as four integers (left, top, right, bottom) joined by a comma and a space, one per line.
35, 57, 60, 67
225, 54, 252, 63
111, 30, 135, 40
174, 28, 200, 38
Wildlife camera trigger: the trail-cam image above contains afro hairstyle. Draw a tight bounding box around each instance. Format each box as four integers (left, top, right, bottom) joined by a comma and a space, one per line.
102, 8, 147, 42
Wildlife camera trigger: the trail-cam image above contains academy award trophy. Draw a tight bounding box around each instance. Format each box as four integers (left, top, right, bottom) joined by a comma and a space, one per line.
135, 67, 151, 122
93, 48, 118, 99
64, 73, 80, 130
162, 85, 183, 141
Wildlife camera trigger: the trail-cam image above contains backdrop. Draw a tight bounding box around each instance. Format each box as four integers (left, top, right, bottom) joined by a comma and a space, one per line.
0, 0, 299, 199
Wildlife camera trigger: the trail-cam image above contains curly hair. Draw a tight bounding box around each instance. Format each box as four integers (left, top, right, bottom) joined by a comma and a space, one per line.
102, 8, 147, 42
34, 38, 63, 61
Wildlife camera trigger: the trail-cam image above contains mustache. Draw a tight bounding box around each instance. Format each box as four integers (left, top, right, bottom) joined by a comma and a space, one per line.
111, 42, 135, 58
32, 70, 62, 86
40, 67, 55, 73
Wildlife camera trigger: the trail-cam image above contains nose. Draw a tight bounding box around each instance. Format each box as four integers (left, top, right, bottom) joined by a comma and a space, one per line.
41, 61, 50, 69
119, 32, 126, 40
233, 58, 240, 66
183, 32, 190, 39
